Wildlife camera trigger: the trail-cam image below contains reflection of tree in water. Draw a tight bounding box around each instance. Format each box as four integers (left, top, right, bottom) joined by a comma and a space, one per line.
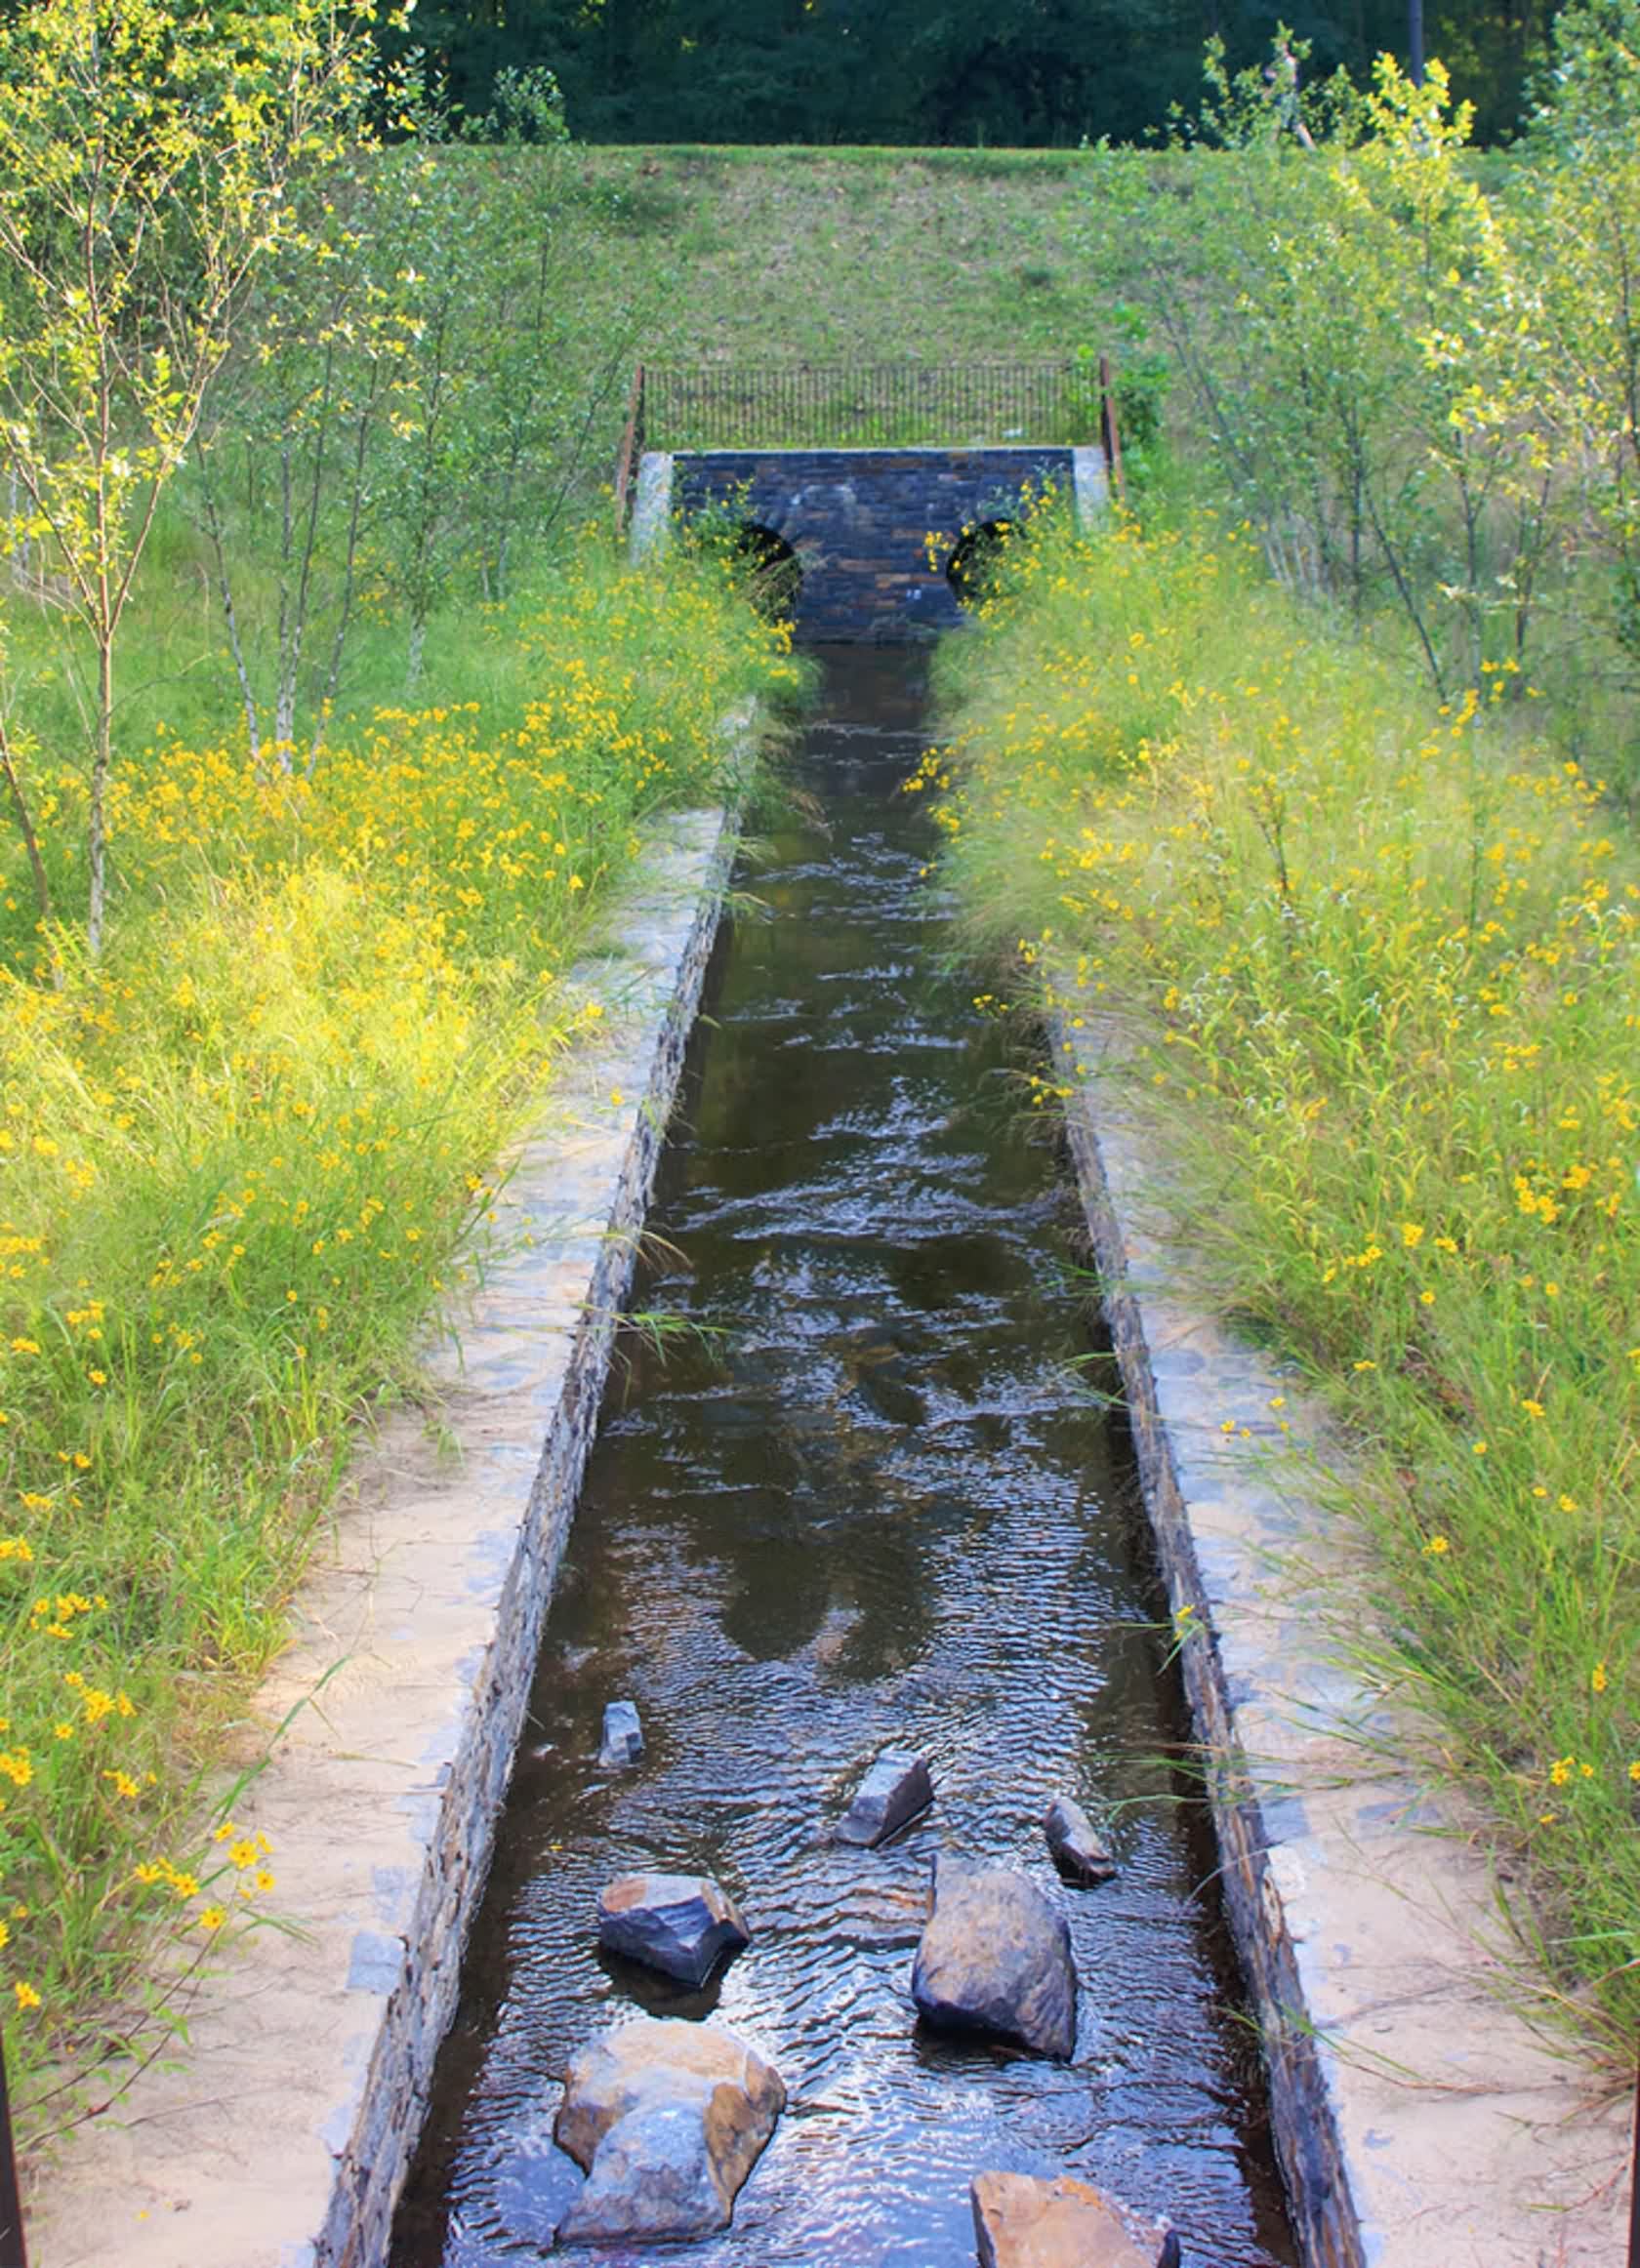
708, 1328, 985, 1676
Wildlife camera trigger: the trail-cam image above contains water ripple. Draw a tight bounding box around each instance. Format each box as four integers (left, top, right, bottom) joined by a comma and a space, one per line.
391, 649, 1295, 2268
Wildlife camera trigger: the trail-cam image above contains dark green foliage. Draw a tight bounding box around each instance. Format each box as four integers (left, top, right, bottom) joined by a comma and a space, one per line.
396, 0, 1568, 150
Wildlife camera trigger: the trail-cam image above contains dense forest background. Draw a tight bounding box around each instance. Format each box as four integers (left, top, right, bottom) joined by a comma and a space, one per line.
402, 0, 1562, 146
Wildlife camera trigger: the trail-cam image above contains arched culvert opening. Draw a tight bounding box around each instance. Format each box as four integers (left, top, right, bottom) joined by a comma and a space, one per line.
946, 518, 1016, 608
733, 522, 802, 623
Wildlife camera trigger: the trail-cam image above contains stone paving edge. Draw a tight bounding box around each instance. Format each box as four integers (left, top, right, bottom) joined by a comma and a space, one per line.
1052, 1015, 1627, 2268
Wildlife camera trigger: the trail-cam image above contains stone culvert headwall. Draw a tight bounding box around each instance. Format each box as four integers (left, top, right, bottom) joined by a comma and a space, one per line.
642, 446, 1108, 640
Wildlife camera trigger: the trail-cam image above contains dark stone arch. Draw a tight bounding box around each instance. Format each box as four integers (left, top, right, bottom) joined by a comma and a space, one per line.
945, 519, 1015, 608
664, 449, 1089, 640
734, 521, 802, 622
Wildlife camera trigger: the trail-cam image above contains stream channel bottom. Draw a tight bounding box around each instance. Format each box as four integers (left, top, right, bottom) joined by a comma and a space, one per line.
390, 647, 1298, 2268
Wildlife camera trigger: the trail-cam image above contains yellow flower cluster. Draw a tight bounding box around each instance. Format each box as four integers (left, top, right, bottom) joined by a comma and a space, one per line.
0, 538, 791, 2126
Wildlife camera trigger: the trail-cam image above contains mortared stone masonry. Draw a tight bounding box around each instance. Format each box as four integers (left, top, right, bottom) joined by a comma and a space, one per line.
648, 446, 1107, 639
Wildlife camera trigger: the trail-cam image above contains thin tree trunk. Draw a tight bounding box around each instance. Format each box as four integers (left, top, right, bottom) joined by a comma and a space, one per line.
1362, 470, 1447, 696
308, 361, 384, 773
87, 633, 112, 956
1512, 470, 1552, 669
277, 338, 337, 754
197, 451, 261, 765
275, 424, 296, 755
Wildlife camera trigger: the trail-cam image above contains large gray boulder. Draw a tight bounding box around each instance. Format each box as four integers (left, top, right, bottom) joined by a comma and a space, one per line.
1044, 1795, 1117, 1885
835, 1749, 933, 1846
596, 1872, 751, 1987
554, 2017, 785, 2245
971, 2171, 1180, 2267
911, 1856, 1077, 2059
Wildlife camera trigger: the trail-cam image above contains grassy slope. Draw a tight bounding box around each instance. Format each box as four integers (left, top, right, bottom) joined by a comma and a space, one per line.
0, 545, 791, 2127
561, 141, 1512, 465
932, 516, 1640, 2050
584, 145, 1094, 366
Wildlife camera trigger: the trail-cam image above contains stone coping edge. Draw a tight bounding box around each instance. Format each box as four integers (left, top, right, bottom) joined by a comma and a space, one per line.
312, 799, 740, 2267
1051, 1019, 1364, 2268
1052, 1017, 1627, 2268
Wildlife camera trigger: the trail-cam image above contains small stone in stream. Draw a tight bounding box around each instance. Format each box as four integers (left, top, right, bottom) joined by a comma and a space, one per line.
1044, 1795, 1117, 1884
835, 1749, 933, 1846
596, 1871, 751, 1987
911, 1855, 1077, 2059
554, 2016, 784, 2245
597, 1699, 643, 1768
971, 2171, 1180, 2268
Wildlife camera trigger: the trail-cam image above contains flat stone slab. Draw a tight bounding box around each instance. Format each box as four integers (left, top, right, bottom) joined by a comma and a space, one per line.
971, 2172, 1179, 2268
596, 1871, 751, 1987
835, 1748, 933, 1846
555, 2017, 784, 2244
911, 1855, 1077, 2060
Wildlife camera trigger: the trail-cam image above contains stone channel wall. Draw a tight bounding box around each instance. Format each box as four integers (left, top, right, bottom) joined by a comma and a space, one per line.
313, 808, 742, 2264
33, 795, 748, 2268
1052, 1017, 1627, 2268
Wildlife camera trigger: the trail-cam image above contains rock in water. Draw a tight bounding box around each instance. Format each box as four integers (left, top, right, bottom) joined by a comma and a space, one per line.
971, 2171, 1181, 2268
559, 2100, 729, 2244
596, 1872, 751, 1987
554, 2017, 785, 2245
911, 1856, 1077, 2059
835, 1749, 933, 1846
1044, 1795, 1117, 1884
597, 1699, 643, 1768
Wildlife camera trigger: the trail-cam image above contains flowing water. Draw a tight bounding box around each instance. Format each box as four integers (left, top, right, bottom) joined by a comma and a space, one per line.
391, 646, 1297, 2268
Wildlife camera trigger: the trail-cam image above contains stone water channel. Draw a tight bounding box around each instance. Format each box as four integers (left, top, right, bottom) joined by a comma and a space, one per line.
390, 647, 1298, 2268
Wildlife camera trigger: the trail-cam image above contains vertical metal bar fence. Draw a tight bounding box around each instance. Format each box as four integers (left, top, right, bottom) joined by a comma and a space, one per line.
638, 364, 1094, 452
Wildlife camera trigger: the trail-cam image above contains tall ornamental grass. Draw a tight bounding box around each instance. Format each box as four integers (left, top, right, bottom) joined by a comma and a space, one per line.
0, 539, 793, 2133
929, 511, 1640, 2052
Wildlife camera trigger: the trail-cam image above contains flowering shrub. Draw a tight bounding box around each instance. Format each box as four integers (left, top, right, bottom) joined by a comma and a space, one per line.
0, 539, 792, 2132
931, 510, 1640, 2049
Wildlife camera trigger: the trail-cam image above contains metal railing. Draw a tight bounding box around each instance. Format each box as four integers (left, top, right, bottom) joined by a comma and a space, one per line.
611, 357, 1128, 535
641, 361, 1103, 452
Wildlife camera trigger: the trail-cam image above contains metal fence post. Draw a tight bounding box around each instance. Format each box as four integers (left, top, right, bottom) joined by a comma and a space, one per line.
1098, 352, 1128, 506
